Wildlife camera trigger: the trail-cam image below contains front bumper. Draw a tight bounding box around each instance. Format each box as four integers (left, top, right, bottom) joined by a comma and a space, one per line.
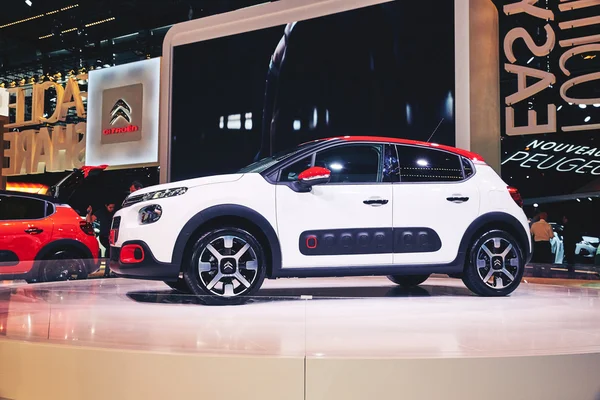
109, 241, 180, 281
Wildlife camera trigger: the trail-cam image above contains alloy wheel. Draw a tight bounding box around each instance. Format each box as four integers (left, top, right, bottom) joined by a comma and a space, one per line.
197, 235, 259, 297
41, 251, 86, 282
475, 237, 521, 289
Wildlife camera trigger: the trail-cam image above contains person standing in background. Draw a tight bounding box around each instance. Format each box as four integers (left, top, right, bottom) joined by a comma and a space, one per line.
561, 215, 577, 266
129, 181, 143, 194
530, 212, 554, 263
87, 202, 116, 277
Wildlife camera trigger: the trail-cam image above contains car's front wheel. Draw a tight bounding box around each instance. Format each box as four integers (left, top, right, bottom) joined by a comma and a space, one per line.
183, 227, 267, 305
463, 230, 524, 296
387, 274, 430, 287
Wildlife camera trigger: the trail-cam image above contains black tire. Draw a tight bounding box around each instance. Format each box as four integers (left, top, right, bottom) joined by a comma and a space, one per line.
387, 274, 430, 287
38, 250, 89, 283
183, 227, 267, 305
164, 279, 191, 293
462, 230, 524, 297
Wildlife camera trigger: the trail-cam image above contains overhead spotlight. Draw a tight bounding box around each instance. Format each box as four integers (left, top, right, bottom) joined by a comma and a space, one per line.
25, 0, 32, 6
579, 104, 587, 109
577, 198, 581, 202
594, 104, 600, 108
527, 57, 534, 64
557, 105, 563, 111
588, 197, 593, 201
533, 203, 539, 208
585, 116, 591, 123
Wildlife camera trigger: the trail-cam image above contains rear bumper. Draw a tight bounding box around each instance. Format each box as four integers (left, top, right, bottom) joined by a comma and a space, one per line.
110, 241, 180, 281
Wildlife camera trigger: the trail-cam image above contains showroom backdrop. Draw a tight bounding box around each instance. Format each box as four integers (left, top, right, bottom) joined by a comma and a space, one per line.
167, 0, 456, 181
495, 0, 600, 199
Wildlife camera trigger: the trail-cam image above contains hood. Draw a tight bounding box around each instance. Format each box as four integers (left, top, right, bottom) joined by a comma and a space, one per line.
131, 173, 245, 196
48, 165, 108, 203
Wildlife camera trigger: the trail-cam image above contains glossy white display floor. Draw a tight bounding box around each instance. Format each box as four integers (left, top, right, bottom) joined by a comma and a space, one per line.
1, 276, 600, 400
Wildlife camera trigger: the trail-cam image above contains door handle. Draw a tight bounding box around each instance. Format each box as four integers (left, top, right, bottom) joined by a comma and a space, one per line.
363, 198, 389, 206
24, 227, 43, 235
446, 196, 469, 203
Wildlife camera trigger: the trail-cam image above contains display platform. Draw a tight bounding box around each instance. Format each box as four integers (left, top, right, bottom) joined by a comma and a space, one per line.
1, 276, 599, 400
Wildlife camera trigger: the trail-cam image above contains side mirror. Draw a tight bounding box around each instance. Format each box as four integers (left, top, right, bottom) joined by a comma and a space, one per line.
294, 167, 331, 192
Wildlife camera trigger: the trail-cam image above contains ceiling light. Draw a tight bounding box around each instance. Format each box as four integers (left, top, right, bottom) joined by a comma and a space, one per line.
585, 116, 591, 123
417, 159, 429, 167
25, 0, 32, 6
557, 105, 563, 111
527, 57, 534, 64
577, 198, 581, 202
579, 104, 587, 109
594, 104, 600, 108
533, 203, 539, 208
588, 197, 593, 201
85, 17, 115, 28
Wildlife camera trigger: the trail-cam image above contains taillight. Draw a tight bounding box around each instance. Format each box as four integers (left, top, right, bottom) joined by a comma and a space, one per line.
109, 229, 118, 245
508, 186, 523, 208
79, 221, 95, 236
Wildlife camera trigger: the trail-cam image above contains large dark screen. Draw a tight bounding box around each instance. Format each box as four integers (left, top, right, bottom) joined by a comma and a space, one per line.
170, 1, 456, 181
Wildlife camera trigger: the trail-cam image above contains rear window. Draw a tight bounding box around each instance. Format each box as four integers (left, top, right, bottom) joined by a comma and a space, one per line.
396, 145, 464, 183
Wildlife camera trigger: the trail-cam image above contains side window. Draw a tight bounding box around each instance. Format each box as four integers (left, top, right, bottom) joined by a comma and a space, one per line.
279, 156, 313, 182
0, 196, 47, 221
46, 202, 55, 217
396, 145, 463, 183
382, 144, 400, 183
314, 144, 383, 183
462, 157, 474, 178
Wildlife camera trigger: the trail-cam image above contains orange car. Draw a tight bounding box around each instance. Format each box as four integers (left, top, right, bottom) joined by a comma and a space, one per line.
0, 166, 106, 282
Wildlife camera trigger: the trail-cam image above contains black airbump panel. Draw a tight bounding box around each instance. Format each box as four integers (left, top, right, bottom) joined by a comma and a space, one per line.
299, 228, 441, 256
299, 228, 393, 255
393, 228, 442, 253
0, 250, 19, 266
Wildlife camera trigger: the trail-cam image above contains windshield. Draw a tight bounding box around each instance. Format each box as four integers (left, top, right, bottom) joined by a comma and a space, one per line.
238, 141, 322, 173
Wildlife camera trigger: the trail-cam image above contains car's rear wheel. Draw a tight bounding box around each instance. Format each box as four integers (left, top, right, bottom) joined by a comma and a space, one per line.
164, 278, 191, 293
183, 227, 267, 305
463, 230, 524, 296
38, 250, 88, 283
387, 274, 430, 287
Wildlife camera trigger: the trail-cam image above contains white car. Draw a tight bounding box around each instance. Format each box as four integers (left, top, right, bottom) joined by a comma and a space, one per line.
109, 137, 531, 303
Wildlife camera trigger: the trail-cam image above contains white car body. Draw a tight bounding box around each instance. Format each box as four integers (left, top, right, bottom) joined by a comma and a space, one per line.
110, 137, 531, 300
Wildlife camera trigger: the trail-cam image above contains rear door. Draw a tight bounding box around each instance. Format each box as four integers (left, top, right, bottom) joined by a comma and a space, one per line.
0, 195, 54, 275
392, 145, 480, 265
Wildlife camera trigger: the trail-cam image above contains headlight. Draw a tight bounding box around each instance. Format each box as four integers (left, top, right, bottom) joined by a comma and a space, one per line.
123, 187, 188, 207
139, 204, 162, 224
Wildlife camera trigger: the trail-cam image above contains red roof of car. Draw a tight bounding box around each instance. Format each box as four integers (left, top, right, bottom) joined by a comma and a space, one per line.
334, 136, 486, 163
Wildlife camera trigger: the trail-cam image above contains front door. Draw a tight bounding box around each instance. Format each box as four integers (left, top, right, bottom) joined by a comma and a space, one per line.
0, 195, 54, 275
391, 145, 480, 265
276, 143, 395, 269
